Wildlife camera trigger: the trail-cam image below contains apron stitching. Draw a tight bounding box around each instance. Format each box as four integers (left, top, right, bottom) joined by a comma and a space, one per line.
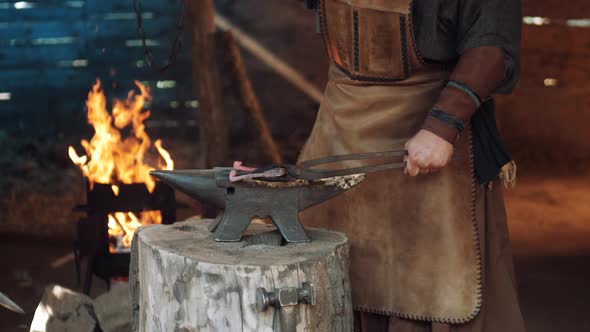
318, 0, 333, 60
408, 1, 426, 65
468, 125, 485, 320
353, 9, 360, 72
399, 15, 410, 77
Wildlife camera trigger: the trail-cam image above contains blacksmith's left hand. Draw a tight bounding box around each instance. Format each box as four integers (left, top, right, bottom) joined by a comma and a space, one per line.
404, 129, 454, 177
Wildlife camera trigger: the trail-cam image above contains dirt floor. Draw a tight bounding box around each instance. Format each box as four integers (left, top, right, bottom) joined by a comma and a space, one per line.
505, 175, 590, 332
506, 174, 590, 257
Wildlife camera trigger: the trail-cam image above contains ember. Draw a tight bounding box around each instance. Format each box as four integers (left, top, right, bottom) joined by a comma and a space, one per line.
69, 80, 174, 251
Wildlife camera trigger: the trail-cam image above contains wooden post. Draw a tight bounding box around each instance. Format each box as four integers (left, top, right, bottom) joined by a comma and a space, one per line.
221, 31, 282, 163
130, 218, 353, 331
214, 14, 324, 104
186, 0, 228, 167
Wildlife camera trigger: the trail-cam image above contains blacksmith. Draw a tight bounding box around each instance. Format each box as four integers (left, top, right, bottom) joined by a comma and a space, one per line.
298, 0, 526, 331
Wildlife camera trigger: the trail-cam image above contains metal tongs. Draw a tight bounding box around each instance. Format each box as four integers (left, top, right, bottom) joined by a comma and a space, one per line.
230, 150, 407, 182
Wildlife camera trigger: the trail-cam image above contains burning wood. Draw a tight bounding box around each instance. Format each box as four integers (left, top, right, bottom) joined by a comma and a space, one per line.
69, 80, 174, 251
108, 211, 161, 250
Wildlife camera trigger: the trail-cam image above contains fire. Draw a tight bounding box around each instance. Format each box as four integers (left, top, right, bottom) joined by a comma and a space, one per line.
69, 80, 173, 192
108, 211, 162, 249
69, 80, 174, 251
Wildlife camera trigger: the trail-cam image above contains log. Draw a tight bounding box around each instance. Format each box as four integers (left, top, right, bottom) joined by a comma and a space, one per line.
130, 218, 352, 331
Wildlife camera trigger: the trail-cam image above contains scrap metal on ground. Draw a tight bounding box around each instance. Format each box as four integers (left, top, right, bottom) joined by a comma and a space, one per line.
0, 290, 24, 314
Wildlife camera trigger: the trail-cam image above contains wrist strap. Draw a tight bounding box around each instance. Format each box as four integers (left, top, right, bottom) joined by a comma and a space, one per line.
447, 80, 483, 109
428, 109, 466, 132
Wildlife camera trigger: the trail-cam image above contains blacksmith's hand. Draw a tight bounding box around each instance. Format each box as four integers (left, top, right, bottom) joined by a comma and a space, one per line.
404, 129, 454, 176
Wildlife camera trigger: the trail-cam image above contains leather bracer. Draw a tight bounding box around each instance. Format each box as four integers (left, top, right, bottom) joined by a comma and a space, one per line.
423, 46, 506, 143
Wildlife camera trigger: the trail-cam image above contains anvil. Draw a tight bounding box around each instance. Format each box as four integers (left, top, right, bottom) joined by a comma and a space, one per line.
151, 151, 406, 243
150, 168, 365, 243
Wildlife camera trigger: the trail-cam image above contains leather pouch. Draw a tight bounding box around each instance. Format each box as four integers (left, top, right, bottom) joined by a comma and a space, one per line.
322, 0, 420, 81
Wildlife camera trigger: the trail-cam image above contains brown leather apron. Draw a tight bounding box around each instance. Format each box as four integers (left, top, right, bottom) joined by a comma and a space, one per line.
298, 0, 482, 324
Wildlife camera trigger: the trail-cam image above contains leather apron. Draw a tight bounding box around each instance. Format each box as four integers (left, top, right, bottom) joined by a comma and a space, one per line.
298, 0, 482, 324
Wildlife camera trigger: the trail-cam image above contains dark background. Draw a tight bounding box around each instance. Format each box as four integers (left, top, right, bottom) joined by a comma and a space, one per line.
1, 0, 589, 331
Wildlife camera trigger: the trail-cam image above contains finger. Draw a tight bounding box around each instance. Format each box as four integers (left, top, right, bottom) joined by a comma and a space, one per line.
413, 150, 434, 170
405, 157, 420, 177
404, 139, 412, 150
431, 158, 448, 170
409, 166, 420, 177
420, 168, 431, 175
412, 151, 426, 167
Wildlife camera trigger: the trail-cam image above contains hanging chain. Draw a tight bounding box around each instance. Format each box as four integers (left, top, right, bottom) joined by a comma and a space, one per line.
133, 0, 186, 72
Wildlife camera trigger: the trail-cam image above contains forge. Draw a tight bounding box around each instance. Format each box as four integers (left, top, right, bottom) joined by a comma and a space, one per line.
67, 80, 180, 294
74, 181, 176, 294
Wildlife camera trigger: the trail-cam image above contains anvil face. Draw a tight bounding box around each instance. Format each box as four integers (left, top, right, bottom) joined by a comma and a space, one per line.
150, 169, 365, 243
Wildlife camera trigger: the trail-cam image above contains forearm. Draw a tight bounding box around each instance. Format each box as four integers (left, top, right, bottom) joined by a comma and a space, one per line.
422, 46, 506, 143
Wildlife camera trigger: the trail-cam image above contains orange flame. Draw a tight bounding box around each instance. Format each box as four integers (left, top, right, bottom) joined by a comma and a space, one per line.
69, 80, 174, 251
108, 211, 161, 250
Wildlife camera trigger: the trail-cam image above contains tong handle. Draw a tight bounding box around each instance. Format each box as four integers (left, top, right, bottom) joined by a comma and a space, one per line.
295, 150, 407, 180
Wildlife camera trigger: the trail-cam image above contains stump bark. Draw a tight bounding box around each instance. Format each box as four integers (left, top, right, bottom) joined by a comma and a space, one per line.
130, 218, 352, 331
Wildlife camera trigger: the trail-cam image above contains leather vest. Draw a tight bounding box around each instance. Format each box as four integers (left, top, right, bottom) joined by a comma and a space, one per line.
318, 0, 428, 81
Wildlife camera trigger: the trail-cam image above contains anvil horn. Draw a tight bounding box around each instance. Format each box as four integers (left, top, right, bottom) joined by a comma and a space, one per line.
0, 291, 24, 314
150, 169, 227, 208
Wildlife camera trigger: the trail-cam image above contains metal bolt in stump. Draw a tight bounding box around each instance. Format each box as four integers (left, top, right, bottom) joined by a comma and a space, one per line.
256, 283, 316, 332
130, 218, 353, 331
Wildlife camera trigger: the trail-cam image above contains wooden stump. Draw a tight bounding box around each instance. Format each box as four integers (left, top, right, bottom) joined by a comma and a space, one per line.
130, 218, 352, 331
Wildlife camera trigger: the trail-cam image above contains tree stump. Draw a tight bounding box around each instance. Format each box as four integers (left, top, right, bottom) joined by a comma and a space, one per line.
130, 218, 352, 331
